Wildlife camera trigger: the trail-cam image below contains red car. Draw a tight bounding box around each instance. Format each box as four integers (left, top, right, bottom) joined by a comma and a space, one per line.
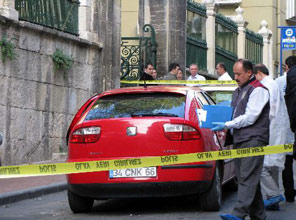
66, 86, 235, 213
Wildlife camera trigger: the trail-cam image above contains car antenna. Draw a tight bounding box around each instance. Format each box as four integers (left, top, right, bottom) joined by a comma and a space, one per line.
144, 78, 147, 88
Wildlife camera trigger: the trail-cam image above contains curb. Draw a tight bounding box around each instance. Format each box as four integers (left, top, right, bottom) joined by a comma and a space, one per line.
0, 181, 67, 205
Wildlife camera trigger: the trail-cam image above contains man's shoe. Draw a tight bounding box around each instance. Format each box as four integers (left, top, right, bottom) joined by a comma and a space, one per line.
220, 214, 243, 220
285, 189, 296, 202
264, 195, 285, 208
285, 197, 295, 202
266, 203, 280, 211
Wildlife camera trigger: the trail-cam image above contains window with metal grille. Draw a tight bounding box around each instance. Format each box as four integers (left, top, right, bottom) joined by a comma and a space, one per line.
245, 29, 263, 64
186, 0, 207, 72
15, 0, 79, 35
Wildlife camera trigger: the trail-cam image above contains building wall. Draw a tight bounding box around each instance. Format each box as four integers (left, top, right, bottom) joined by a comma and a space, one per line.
122, 0, 296, 76
0, 0, 121, 165
122, 0, 139, 37
122, 0, 186, 77
218, 0, 280, 72
198, 0, 296, 74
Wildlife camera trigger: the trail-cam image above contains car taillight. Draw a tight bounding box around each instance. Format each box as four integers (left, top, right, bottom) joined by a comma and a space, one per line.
163, 124, 201, 141
69, 127, 101, 143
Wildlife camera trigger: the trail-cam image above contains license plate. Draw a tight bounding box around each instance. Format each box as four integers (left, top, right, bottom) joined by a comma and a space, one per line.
109, 167, 157, 178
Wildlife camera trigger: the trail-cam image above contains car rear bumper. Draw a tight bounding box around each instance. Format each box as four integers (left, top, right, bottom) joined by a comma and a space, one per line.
68, 181, 211, 199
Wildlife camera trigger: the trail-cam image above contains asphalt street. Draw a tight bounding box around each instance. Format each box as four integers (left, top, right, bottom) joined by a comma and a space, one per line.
1, 189, 295, 220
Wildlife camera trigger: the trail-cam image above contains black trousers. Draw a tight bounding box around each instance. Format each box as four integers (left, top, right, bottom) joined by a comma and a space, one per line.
282, 155, 295, 201
232, 139, 266, 220
294, 132, 296, 160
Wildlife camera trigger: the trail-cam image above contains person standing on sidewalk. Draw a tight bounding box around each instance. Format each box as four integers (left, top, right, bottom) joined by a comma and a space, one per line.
277, 55, 296, 203
140, 63, 154, 81
285, 55, 296, 160
187, 63, 206, 81
216, 62, 233, 81
212, 59, 269, 220
163, 63, 180, 80
253, 64, 285, 210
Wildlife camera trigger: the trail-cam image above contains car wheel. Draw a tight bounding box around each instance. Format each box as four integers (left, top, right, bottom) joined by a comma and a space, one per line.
225, 177, 238, 192
68, 190, 94, 213
199, 165, 222, 211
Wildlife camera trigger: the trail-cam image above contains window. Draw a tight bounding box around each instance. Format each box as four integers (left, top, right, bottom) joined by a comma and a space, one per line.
85, 93, 186, 120
187, 10, 207, 41
205, 90, 233, 105
201, 92, 215, 105
195, 92, 209, 106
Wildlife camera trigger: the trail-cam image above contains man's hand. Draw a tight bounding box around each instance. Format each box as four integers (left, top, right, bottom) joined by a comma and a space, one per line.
211, 122, 226, 131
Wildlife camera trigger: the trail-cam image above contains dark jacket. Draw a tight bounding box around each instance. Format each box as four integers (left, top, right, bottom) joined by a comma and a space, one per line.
140, 72, 154, 81
285, 65, 296, 132
230, 77, 270, 145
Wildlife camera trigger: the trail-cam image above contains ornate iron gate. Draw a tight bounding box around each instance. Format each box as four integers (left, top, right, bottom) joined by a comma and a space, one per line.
120, 24, 157, 80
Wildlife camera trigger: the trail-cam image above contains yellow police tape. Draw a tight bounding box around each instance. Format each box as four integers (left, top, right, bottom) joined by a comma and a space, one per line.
120, 80, 237, 85
0, 144, 293, 179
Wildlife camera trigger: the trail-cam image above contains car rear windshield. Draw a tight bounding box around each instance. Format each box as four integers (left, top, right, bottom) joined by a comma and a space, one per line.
85, 93, 186, 120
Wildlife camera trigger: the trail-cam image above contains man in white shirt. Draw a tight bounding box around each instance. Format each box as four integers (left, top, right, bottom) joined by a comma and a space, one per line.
187, 64, 206, 81
212, 59, 269, 220
253, 64, 285, 210
216, 62, 233, 81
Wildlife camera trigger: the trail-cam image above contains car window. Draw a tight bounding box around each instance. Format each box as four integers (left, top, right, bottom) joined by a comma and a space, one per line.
195, 92, 209, 107
206, 91, 233, 105
85, 93, 186, 120
201, 92, 215, 105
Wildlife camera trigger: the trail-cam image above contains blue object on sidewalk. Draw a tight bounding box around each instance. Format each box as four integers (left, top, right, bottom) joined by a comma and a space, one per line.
220, 214, 243, 220
264, 195, 285, 208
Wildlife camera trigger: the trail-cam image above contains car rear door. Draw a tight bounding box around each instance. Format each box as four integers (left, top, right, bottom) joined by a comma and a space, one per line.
198, 91, 234, 183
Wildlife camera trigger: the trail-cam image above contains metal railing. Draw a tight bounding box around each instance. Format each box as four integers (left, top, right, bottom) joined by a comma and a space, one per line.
215, 13, 238, 77
245, 29, 263, 64
120, 24, 157, 80
215, 46, 237, 78
186, 37, 207, 72
15, 0, 79, 35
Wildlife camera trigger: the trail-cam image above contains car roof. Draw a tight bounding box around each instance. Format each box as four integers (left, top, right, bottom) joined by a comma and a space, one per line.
99, 86, 202, 97
200, 85, 237, 91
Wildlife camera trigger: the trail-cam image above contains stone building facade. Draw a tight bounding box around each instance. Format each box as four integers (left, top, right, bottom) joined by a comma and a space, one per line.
138, 0, 187, 76
122, 0, 296, 79
0, 0, 121, 165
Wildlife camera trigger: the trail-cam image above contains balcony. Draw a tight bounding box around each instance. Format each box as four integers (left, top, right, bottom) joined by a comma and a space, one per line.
215, 0, 241, 5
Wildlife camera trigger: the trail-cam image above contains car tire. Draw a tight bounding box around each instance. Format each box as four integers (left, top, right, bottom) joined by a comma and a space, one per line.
199, 165, 222, 211
224, 177, 238, 192
68, 190, 94, 213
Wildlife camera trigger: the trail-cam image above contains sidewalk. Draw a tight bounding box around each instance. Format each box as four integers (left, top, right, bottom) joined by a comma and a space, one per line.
0, 174, 67, 205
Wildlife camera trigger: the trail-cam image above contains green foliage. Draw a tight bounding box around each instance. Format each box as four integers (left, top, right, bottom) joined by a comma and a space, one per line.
59, 145, 65, 153
0, 36, 16, 63
52, 49, 73, 72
